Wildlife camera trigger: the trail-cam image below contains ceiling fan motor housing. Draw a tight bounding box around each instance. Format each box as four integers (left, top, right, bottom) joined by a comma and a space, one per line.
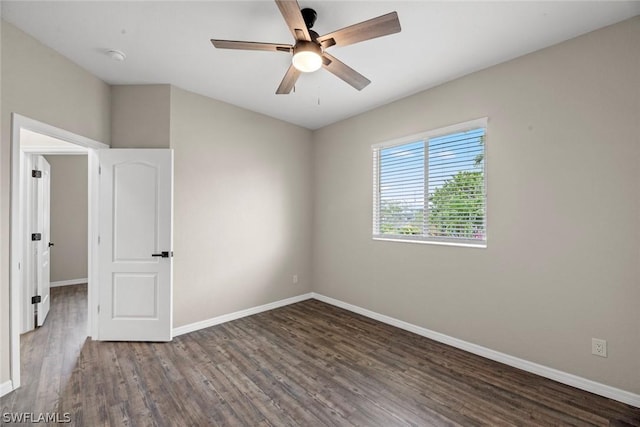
301, 8, 317, 29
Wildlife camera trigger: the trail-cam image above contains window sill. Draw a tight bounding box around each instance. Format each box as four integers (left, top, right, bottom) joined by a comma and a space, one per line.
372, 237, 487, 249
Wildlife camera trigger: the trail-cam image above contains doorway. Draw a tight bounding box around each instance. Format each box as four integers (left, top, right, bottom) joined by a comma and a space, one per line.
9, 114, 108, 390
20, 151, 88, 333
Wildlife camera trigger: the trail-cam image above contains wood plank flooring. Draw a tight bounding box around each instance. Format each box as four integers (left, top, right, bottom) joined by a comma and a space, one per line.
1, 284, 639, 426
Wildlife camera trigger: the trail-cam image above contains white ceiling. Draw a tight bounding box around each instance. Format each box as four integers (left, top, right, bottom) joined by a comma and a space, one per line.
2, 1, 639, 130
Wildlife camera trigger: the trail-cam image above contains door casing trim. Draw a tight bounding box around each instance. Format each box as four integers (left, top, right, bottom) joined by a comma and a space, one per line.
9, 113, 108, 391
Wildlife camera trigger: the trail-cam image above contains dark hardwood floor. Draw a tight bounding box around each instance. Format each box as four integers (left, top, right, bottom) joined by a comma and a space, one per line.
1, 284, 639, 426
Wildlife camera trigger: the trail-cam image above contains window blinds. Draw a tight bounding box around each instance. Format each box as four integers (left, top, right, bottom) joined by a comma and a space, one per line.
373, 123, 486, 246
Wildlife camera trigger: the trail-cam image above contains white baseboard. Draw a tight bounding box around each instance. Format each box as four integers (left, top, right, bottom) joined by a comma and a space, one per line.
0, 380, 13, 397
172, 293, 314, 337
168, 290, 639, 408
311, 293, 640, 408
50, 278, 88, 288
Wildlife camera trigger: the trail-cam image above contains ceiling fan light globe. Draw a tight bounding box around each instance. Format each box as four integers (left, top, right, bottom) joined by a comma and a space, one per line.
292, 41, 323, 73
292, 51, 322, 72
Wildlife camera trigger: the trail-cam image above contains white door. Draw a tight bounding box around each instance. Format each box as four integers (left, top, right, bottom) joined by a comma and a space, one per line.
35, 156, 51, 326
97, 149, 173, 341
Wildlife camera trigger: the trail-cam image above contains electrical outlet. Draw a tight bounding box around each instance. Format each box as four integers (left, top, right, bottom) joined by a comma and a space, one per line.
292, 274, 298, 284
592, 338, 607, 357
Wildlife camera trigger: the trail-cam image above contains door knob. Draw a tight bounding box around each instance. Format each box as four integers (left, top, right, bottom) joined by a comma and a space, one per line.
151, 251, 173, 258
48, 242, 54, 247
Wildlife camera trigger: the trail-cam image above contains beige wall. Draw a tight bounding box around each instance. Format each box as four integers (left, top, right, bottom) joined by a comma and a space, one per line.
111, 85, 171, 149
110, 84, 314, 328
170, 86, 313, 327
0, 21, 110, 384
312, 17, 640, 394
44, 155, 88, 283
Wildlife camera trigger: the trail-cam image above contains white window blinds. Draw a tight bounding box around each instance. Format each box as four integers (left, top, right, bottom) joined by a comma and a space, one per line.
373, 119, 487, 246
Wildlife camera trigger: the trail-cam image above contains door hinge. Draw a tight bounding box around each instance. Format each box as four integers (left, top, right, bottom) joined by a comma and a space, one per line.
98, 165, 101, 175
97, 305, 100, 314
98, 235, 100, 245
31, 233, 42, 241
32, 170, 42, 178
31, 295, 42, 304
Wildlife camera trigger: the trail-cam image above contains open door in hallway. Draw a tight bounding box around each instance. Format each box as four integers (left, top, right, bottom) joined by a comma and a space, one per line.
34, 155, 51, 326
97, 149, 173, 341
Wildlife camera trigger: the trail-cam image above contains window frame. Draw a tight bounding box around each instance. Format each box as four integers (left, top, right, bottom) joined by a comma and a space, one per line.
372, 117, 488, 248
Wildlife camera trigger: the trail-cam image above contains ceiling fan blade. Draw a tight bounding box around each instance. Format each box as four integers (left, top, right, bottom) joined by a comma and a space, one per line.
317, 12, 401, 49
275, 0, 311, 41
276, 64, 301, 94
322, 53, 371, 91
211, 39, 292, 53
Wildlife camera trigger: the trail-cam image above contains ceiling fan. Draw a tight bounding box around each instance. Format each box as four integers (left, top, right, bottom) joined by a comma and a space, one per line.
210, 1, 401, 94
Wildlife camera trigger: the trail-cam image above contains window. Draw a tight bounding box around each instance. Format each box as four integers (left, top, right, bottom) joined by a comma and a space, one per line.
372, 118, 487, 247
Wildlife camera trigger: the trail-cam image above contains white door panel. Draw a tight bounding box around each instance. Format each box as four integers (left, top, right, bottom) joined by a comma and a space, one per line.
113, 162, 158, 261
98, 149, 173, 341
